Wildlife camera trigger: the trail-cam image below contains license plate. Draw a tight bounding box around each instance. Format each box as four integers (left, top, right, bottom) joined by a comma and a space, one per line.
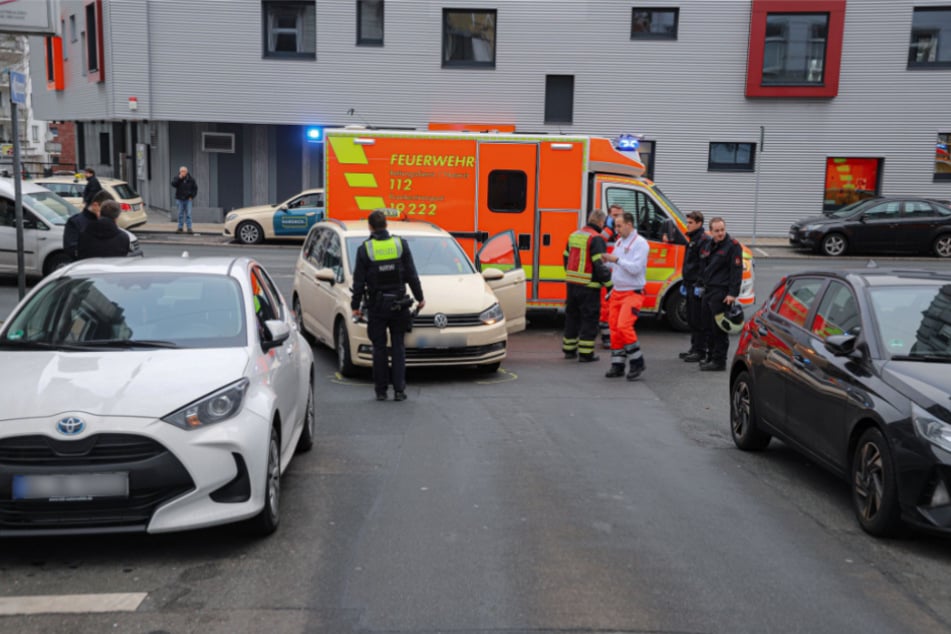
12, 473, 129, 501
132, 203, 141, 211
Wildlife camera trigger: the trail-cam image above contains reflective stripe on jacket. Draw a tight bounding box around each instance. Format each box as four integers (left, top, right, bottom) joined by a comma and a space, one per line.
564, 226, 606, 288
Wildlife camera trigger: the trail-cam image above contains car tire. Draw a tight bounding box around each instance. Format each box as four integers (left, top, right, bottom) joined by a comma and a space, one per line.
820, 233, 848, 257
247, 426, 281, 536
42, 251, 71, 277
295, 372, 315, 454
293, 296, 314, 343
664, 288, 690, 332
730, 371, 771, 451
851, 427, 901, 537
236, 220, 265, 245
335, 319, 358, 378
933, 234, 951, 258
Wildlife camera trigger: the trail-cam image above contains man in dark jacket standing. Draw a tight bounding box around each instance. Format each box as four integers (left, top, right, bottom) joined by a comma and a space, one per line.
81, 168, 102, 207
698, 216, 743, 371
63, 189, 113, 261
78, 200, 130, 259
170, 166, 198, 234
679, 210, 710, 362
351, 210, 425, 402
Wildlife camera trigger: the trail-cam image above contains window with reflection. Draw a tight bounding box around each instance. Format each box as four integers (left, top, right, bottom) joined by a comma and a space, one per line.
762, 12, 828, 85
937, 133, 951, 181
909, 7, 951, 68
442, 9, 496, 67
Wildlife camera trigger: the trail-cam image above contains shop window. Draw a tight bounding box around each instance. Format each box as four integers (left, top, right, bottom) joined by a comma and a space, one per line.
85, 1, 104, 83
708, 142, 756, 171
631, 8, 679, 39
487, 170, 526, 212
262, 0, 316, 59
909, 7, 951, 68
544, 75, 574, 124
44, 36, 65, 91
99, 132, 111, 166
442, 9, 496, 68
357, 0, 384, 46
823, 157, 882, 211
937, 133, 951, 182
746, 0, 845, 98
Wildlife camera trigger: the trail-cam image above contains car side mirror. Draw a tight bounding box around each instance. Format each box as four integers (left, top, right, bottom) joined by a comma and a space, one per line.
482, 268, 504, 281
825, 333, 858, 356
279, 204, 288, 212
262, 319, 291, 350
314, 267, 336, 285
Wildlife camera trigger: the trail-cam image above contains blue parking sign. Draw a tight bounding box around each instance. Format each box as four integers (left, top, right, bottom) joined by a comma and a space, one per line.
10, 71, 26, 105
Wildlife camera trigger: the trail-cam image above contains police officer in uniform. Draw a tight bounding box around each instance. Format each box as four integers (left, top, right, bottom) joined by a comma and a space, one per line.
679, 210, 710, 362
562, 209, 613, 362
698, 216, 743, 372
351, 210, 425, 401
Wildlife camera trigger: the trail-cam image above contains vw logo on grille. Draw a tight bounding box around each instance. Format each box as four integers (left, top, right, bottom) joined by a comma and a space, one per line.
433, 313, 449, 329
56, 416, 86, 436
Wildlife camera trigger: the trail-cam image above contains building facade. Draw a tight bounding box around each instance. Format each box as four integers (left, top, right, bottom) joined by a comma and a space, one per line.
1, 34, 54, 175
27, 0, 951, 233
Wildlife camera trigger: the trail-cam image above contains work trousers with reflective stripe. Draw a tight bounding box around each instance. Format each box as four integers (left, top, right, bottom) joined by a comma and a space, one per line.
609, 289, 645, 367
563, 284, 601, 357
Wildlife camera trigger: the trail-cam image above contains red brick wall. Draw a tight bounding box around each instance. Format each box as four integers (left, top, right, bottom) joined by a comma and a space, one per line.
51, 122, 77, 172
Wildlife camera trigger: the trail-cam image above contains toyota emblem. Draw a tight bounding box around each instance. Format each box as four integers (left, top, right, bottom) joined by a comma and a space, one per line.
56, 416, 86, 436
433, 313, 449, 329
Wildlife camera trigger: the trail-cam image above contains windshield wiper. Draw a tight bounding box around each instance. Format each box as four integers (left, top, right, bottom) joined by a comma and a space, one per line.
0, 340, 90, 351
76, 339, 180, 349
890, 354, 951, 363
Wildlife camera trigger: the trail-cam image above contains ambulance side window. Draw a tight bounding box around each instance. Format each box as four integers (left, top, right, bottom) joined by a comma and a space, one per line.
488, 170, 526, 212
605, 187, 676, 243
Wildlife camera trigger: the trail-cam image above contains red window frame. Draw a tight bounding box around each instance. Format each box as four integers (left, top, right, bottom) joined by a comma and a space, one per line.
85, 0, 104, 83
746, 0, 846, 98
44, 36, 65, 91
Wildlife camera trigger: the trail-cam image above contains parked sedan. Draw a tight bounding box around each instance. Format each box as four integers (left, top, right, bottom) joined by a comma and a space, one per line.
788, 197, 951, 257
0, 256, 314, 536
729, 268, 951, 537
224, 188, 324, 245
292, 219, 526, 376
34, 175, 149, 230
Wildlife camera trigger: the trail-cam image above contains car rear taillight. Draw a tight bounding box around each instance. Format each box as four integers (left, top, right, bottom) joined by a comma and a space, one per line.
120, 202, 132, 212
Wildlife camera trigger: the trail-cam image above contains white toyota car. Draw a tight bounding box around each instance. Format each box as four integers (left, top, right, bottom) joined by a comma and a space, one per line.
0, 256, 314, 536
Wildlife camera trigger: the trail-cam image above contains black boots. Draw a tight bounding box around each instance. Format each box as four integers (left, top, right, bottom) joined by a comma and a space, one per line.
682, 351, 705, 362
578, 353, 600, 363
699, 360, 726, 371
627, 359, 644, 381
605, 364, 625, 378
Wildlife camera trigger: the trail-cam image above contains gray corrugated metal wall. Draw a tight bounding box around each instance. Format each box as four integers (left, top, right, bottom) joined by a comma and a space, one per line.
27, 0, 951, 234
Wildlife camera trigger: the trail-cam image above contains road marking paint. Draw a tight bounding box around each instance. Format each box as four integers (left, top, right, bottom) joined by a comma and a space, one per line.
0, 592, 147, 615
755, 247, 769, 257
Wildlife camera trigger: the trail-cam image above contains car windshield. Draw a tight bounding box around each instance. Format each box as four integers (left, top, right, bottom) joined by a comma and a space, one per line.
23, 191, 79, 225
111, 183, 139, 199
869, 283, 951, 360
346, 235, 476, 276
648, 185, 687, 225
826, 200, 871, 218
0, 273, 247, 350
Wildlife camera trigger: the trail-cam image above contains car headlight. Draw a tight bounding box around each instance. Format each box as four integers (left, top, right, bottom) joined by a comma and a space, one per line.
162, 378, 249, 430
912, 402, 951, 453
479, 303, 504, 325
803, 224, 823, 232
226, 213, 238, 222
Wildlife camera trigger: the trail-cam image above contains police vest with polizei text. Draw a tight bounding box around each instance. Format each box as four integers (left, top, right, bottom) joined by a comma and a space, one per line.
564, 227, 604, 288
366, 236, 404, 289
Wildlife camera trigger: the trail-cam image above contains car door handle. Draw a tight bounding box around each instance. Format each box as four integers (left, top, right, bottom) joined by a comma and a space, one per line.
793, 354, 807, 367
758, 326, 768, 336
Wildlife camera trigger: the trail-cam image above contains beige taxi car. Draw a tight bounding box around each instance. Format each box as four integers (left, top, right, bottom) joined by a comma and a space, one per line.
33, 174, 148, 229
224, 188, 324, 245
292, 218, 526, 376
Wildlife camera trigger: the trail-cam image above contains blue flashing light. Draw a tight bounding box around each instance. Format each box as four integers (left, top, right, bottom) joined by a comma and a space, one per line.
615, 134, 640, 151
305, 126, 323, 143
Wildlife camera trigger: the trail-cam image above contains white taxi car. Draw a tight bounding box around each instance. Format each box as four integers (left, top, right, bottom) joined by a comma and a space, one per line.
292, 219, 526, 376
0, 256, 314, 536
33, 174, 148, 229
224, 188, 325, 245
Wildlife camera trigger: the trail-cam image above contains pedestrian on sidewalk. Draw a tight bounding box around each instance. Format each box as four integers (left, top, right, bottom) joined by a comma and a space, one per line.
679, 210, 710, 362
561, 209, 613, 362
81, 168, 102, 208
171, 166, 198, 234
698, 217, 743, 372
602, 211, 650, 381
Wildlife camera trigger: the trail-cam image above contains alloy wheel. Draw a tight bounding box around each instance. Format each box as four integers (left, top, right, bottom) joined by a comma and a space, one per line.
853, 440, 884, 523
822, 233, 847, 256
934, 235, 951, 258
265, 434, 281, 520
731, 381, 751, 439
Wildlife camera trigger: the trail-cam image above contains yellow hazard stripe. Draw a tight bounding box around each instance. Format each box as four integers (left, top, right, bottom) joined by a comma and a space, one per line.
345, 173, 378, 187
329, 137, 369, 165
356, 196, 386, 210
646, 267, 676, 281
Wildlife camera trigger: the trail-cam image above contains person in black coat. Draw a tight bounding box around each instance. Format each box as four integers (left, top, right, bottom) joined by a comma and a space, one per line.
170, 166, 198, 233
679, 210, 711, 362
78, 200, 130, 259
63, 189, 114, 260
698, 216, 743, 371
81, 168, 103, 207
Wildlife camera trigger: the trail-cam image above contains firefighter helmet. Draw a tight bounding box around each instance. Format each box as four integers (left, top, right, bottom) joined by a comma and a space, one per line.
715, 303, 745, 334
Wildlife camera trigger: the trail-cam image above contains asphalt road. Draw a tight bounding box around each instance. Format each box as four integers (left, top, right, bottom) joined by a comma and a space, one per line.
1, 244, 950, 633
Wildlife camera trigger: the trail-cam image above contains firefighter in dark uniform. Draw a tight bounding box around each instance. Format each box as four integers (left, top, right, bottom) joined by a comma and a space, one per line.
351, 210, 425, 401
562, 209, 613, 362
698, 216, 743, 371
679, 210, 710, 362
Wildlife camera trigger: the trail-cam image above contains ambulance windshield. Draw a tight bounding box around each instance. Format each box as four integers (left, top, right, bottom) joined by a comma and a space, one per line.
650, 185, 687, 225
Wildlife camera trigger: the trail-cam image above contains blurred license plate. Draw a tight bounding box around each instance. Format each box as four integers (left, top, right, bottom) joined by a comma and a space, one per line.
132, 203, 141, 211
12, 473, 129, 501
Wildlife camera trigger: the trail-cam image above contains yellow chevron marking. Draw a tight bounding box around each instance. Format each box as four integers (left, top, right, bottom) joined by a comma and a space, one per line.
329, 137, 369, 165
345, 173, 378, 187
356, 196, 386, 210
